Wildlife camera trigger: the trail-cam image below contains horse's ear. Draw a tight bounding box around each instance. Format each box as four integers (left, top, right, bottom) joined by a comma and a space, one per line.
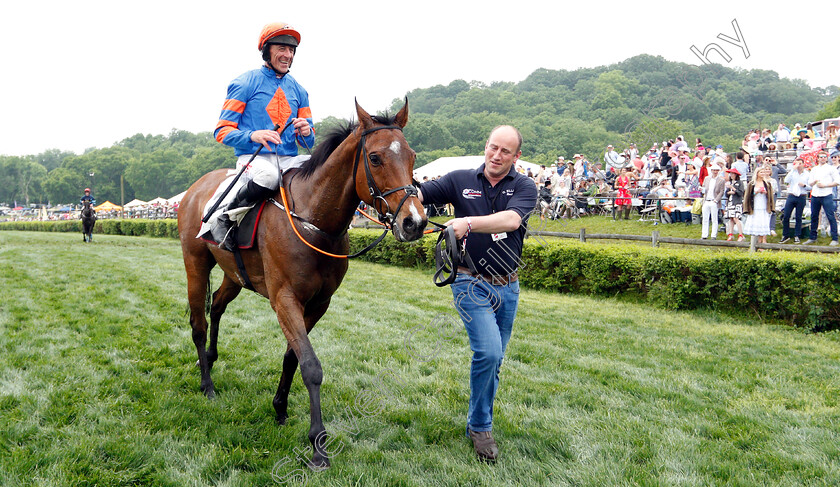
355, 98, 374, 131
395, 97, 409, 129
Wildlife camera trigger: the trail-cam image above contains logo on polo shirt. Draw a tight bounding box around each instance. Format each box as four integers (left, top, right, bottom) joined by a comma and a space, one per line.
503, 189, 515, 196
462, 188, 482, 199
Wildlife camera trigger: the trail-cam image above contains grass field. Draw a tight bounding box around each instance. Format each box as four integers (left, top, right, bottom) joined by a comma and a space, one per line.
1, 231, 839, 486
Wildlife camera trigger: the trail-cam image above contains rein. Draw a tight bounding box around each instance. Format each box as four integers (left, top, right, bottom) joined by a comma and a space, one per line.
429, 220, 479, 287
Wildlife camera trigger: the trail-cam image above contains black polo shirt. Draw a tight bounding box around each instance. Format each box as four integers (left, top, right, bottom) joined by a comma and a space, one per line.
421, 163, 538, 276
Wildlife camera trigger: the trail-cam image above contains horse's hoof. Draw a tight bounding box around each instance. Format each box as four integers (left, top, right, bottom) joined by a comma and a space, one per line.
203, 389, 216, 400
275, 412, 288, 425
307, 455, 330, 471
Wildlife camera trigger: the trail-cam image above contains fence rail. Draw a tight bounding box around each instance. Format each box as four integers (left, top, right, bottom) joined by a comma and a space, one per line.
530, 229, 840, 253
349, 218, 839, 253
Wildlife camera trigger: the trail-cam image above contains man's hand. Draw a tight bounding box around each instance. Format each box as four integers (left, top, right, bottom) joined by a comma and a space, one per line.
251, 130, 282, 150
444, 218, 470, 239
292, 118, 311, 137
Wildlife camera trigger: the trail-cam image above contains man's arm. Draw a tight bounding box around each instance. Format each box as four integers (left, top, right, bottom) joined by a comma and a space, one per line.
214, 77, 255, 151
418, 188, 521, 238
445, 211, 523, 239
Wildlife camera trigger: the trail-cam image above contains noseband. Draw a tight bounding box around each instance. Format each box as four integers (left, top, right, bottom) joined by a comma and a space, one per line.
351, 125, 418, 227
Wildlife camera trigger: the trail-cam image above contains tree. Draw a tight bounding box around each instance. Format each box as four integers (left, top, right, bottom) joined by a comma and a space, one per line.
125, 149, 185, 200
43, 167, 85, 205
36, 149, 76, 172
815, 95, 840, 121
63, 147, 140, 204
0, 157, 47, 205
403, 114, 456, 152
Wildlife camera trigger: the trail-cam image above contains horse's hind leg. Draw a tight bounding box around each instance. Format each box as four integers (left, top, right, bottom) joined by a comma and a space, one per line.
273, 346, 299, 425
184, 252, 217, 399
207, 274, 242, 370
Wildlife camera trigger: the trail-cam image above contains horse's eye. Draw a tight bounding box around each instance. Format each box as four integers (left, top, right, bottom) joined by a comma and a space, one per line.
369, 154, 382, 166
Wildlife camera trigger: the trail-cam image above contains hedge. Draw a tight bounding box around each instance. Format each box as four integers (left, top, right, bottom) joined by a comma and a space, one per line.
4, 221, 838, 330
0, 219, 180, 239
346, 230, 840, 331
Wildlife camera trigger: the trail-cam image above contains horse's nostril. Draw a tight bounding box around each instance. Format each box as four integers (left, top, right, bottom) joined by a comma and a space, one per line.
402, 216, 416, 231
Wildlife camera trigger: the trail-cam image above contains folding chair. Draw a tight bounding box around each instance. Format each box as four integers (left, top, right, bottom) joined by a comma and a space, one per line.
638, 196, 659, 222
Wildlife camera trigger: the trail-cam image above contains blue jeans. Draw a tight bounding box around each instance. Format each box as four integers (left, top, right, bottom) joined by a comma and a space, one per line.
809, 195, 838, 241
782, 194, 807, 239
451, 274, 520, 433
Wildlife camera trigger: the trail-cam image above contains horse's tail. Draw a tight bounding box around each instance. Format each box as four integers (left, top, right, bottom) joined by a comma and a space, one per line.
182, 270, 213, 319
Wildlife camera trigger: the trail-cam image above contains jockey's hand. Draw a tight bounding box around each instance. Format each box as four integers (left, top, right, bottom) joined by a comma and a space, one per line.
251, 130, 282, 150
292, 118, 312, 137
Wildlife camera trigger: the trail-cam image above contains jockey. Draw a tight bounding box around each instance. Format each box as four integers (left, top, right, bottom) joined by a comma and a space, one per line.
212, 22, 315, 251
80, 188, 96, 206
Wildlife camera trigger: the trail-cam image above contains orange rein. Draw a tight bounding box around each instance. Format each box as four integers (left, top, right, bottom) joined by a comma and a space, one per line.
278, 184, 357, 259
357, 205, 438, 235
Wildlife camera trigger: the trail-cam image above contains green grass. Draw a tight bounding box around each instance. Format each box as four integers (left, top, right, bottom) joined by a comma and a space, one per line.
1, 231, 839, 486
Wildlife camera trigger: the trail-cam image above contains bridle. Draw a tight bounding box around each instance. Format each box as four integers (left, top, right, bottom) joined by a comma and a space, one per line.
276, 124, 421, 259
352, 125, 419, 228
81, 200, 94, 218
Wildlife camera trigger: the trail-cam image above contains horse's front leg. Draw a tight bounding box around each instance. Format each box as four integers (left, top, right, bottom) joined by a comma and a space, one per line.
273, 299, 330, 426
274, 295, 330, 470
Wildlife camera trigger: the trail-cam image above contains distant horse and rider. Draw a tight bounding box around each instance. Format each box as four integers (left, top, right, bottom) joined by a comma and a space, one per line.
80, 188, 96, 243
178, 100, 426, 469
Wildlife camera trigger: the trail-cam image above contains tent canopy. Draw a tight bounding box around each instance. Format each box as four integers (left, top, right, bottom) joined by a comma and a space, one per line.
148, 197, 169, 205
413, 156, 540, 180
94, 201, 122, 211
167, 191, 186, 205
124, 198, 148, 208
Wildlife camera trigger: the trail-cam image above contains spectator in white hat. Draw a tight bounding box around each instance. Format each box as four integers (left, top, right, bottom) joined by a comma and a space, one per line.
700, 163, 725, 239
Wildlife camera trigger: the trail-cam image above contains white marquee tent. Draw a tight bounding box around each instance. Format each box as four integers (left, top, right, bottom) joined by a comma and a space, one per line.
413, 156, 541, 181
124, 198, 148, 208
167, 191, 187, 205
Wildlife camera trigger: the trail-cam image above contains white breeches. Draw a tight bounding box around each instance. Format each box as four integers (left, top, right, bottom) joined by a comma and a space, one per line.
236, 154, 310, 189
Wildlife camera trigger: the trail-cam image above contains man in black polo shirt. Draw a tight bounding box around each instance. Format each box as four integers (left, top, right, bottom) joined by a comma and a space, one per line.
418, 125, 538, 463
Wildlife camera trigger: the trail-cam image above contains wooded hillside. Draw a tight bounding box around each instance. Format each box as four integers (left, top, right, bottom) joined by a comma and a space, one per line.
3, 55, 837, 206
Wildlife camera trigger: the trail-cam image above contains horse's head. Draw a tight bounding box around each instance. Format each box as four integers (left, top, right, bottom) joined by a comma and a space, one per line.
353, 99, 427, 242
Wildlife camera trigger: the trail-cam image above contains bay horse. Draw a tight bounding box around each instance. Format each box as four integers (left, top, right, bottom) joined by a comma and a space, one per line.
177, 100, 426, 469
80, 200, 96, 242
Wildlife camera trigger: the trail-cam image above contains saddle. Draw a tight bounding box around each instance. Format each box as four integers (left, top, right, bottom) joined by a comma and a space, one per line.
199, 200, 267, 250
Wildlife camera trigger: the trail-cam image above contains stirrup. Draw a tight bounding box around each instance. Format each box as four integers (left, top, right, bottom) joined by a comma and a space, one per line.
219, 224, 238, 251
215, 213, 237, 251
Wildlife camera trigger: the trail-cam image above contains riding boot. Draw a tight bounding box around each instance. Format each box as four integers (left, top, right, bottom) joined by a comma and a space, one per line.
217, 180, 274, 251
624, 207, 631, 220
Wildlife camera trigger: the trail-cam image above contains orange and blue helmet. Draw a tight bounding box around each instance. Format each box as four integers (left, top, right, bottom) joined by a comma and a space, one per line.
258, 22, 301, 51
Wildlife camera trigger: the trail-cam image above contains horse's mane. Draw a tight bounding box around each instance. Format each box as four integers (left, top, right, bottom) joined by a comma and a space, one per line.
297, 113, 398, 180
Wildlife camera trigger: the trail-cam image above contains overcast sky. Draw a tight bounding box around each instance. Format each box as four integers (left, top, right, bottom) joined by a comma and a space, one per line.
0, 0, 831, 157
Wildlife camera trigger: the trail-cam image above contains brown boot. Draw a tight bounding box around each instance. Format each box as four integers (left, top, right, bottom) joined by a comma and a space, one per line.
468, 429, 499, 463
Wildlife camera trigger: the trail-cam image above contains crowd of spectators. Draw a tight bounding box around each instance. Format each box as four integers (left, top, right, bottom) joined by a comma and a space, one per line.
509, 119, 840, 245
